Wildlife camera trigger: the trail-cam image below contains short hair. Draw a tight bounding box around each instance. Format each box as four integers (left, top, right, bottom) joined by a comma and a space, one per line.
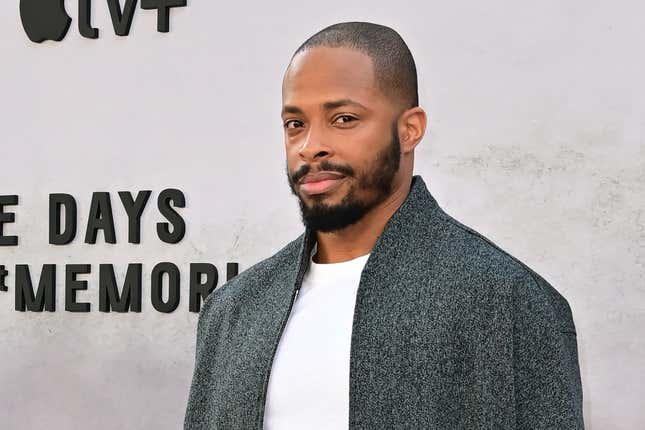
290, 21, 419, 112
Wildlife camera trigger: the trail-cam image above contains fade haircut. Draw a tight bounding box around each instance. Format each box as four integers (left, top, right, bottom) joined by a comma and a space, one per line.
290, 21, 419, 112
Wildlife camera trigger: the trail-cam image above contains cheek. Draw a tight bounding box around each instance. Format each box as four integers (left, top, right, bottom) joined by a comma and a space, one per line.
345, 129, 389, 167
285, 143, 300, 168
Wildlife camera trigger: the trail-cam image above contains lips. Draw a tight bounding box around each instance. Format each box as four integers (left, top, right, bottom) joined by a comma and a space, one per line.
299, 172, 346, 195
300, 171, 345, 184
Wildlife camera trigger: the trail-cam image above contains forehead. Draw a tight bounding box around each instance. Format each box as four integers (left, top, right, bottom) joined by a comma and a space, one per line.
282, 46, 383, 108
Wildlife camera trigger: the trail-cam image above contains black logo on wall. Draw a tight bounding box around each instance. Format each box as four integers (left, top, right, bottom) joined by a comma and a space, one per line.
20, 0, 187, 43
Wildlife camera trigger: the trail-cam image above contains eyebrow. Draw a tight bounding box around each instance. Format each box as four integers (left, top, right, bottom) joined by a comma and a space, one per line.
281, 98, 368, 117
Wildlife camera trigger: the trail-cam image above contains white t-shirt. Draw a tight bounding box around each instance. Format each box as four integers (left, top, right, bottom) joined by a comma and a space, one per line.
263, 242, 371, 429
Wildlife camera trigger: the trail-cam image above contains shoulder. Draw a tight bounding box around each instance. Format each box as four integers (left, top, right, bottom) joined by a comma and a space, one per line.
433, 208, 576, 331
197, 231, 304, 320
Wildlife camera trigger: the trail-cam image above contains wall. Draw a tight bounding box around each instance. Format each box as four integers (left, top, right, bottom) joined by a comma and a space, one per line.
1, 1, 643, 428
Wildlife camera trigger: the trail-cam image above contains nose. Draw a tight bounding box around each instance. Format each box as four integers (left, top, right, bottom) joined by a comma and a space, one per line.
298, 124, 333, 162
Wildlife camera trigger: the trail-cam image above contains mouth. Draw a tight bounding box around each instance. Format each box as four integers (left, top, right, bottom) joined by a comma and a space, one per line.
300, 176, 346, 195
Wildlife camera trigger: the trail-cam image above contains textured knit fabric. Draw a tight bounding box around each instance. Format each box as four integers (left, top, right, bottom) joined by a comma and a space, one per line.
263, 241, 371, 429
184, 174, 585, 429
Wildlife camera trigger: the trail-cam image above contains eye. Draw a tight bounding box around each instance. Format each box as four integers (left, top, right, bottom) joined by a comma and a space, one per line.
284, 119, 304, 129
334, 115, 357, 125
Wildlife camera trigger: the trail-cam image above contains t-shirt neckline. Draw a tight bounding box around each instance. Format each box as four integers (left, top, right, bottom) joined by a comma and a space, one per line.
309, 241, 371, 268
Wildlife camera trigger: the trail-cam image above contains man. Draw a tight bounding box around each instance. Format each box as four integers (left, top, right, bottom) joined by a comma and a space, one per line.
184, 21, 585, 429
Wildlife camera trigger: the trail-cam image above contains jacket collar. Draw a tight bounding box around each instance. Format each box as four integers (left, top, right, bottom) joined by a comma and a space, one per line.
295, 174, 443, 279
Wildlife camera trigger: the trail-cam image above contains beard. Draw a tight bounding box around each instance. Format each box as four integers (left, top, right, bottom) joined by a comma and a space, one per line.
286, 121, 401, 233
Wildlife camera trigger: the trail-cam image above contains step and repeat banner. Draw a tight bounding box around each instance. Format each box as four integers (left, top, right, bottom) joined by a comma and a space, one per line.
1, 1, 644, 428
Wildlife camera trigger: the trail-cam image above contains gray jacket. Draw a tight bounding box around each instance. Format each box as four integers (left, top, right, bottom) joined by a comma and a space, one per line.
184, 175, 585, 429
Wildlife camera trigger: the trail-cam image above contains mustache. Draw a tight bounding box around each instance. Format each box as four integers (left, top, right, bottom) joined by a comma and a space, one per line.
291, 161, 354, 184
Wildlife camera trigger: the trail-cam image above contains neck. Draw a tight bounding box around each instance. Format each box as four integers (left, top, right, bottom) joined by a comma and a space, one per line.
312, 176, 412, 264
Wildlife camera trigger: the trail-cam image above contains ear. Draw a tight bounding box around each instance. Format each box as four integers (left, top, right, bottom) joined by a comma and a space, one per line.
397, 107, 427, 154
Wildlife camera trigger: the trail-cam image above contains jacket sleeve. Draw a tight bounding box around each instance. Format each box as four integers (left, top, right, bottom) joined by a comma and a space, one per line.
512, 270, 585, 429
184, 288, 223, 429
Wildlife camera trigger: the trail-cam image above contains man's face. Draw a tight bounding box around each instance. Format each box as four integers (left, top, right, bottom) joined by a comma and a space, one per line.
282, 46, 401, 233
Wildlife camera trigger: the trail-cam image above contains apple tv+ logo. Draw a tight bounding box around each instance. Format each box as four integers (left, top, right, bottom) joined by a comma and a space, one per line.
20, 0, 187, 43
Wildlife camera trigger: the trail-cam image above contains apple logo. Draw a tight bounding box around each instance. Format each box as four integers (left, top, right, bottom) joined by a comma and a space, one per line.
20, 0, 72, 43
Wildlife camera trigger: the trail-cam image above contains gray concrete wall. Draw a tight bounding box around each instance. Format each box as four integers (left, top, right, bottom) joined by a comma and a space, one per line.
1, 1, 643, 428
